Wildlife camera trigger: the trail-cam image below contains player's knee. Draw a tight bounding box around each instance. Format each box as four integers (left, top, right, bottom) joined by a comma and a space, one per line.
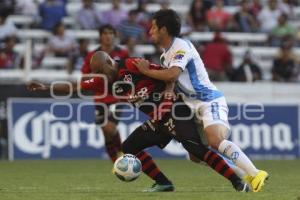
102, 121, 117, 138
205, 124, 228, 150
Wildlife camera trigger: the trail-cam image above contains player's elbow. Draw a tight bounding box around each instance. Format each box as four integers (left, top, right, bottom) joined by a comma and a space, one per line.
166, 71, 180, 82
166, 74, 177, 82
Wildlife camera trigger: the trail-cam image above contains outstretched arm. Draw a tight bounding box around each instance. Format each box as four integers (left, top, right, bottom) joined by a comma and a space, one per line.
27, 81, 78, 94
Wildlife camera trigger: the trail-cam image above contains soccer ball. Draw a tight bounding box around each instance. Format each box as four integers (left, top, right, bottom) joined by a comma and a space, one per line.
113, 154, 142, 182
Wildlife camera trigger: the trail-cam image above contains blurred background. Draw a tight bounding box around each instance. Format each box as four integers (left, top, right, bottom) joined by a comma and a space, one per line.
0, 0, 300, 161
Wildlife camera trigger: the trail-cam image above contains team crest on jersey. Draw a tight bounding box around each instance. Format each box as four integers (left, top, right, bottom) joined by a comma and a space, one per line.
173, 50, 185, 60
124, 74, 132, 82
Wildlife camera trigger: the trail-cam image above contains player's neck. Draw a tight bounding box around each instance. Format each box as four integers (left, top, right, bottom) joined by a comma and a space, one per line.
101, 44, 114, 53
161, 36, 174, 51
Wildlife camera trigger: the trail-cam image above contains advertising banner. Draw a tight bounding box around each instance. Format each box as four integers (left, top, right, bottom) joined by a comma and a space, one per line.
8, 98, 300, 160
8, 98, 186, 160
228, 104, 299, 159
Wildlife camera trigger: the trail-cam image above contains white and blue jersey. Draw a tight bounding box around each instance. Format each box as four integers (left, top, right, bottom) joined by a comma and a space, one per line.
159, 37, 223, 102
160, 37, 230, 129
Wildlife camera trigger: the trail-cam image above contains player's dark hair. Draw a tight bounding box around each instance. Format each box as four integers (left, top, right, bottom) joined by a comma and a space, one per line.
152, 9, 181, 37
99, 24, 117, 35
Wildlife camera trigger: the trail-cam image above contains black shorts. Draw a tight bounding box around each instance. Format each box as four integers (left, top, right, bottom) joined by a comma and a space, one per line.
157, 102, 203, 148
122, 120, 173, 155
95, 103, 124, 125
123, 99, 208, 160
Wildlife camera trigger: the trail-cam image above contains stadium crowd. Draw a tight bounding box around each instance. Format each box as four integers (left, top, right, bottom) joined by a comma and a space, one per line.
0, 0, 300, 82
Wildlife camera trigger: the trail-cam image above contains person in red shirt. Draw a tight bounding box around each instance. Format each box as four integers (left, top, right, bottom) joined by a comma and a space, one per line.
206, 0, 231, 31
81, 24, 129, 162
201, 32, 233, 81
0, 36, 20, 69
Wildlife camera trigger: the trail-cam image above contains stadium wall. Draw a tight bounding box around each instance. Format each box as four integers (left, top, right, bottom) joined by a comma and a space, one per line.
1, 83, 300, 160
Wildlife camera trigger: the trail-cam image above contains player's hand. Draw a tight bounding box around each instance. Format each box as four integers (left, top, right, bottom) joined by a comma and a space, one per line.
27, 81, 48, 91
162, 90, 177, 101
128, 94, 142, 104
133, 58, 150, 74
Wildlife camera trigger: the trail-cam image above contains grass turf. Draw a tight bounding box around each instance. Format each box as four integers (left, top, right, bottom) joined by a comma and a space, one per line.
0, 159, 299, 200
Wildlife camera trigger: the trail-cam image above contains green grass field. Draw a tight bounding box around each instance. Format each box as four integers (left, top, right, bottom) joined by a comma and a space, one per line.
0, 159, 299, 200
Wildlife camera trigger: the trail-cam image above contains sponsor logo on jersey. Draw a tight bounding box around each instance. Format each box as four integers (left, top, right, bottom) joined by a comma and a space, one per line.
173, 50, 186, 60
124, 74, 132, 82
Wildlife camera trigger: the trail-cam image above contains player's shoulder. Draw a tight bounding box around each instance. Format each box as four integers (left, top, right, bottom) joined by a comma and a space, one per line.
86, 47, 101, 57
168, 38, 193, 56
114, 45, 128, 53
173, 38, 193, 50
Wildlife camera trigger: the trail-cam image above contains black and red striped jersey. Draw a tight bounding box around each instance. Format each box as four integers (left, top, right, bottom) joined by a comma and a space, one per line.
81, 58, 173, 119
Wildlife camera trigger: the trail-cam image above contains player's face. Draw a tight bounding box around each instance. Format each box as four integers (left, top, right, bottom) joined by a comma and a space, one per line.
100, 29, 115, 46
149, 20, 162, 44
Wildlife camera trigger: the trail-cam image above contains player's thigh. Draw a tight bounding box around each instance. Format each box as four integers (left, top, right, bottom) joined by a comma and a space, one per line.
171, 115, 209, 160
197, 98, 231, 144
197, 97, 230, 130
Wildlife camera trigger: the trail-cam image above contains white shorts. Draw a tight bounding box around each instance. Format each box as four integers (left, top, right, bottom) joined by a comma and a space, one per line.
181, 95, 231, 130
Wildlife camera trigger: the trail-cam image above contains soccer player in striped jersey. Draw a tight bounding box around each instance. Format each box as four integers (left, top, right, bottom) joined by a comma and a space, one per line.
133, 9, 268, 192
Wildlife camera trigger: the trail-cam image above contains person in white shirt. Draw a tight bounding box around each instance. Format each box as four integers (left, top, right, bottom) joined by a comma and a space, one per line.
257, 0, 281, 33
0, 15, 17, 41
134, 9, 269, 193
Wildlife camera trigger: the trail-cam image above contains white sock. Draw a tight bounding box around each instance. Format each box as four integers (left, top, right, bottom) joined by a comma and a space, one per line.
218, 140, 259, 176
221, 153, 247, 178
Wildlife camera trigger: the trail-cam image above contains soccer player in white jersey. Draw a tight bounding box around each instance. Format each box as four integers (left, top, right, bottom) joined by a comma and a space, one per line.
134, 9, 269, 192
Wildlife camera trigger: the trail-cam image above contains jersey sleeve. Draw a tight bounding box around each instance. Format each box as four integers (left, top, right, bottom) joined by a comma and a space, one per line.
125, 58, 162, 74
80, 77, 103, 91
168, 41, 192, 71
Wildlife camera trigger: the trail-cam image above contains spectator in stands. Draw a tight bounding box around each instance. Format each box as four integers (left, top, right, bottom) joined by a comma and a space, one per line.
272, 42, 299, 82
101, 0, 127, 28
257, 0, 281, 33
125, 37, 144, 58
269, 14, 296, 46
232, 0, 258, 32
206, 0, 231, 31
232, 50, 262, 82
135, 0, 152, 40
201, 32, 233, 81
16, 0, 39, 17
118, 9, 146, 43
0, 13, 17, 42
47, 22, 77, 57
15, 0, 40, 27
278, 0, 296, 18
249, 0, 263, 17
159, 0, 170, 10
39, 0, 66, 31
77, 0, 102, 30
136, 0, 151, 24
187, 0, 210, 31
67, 39, 89, 73
0, 36, 21, 69
81, 24, 128, 70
